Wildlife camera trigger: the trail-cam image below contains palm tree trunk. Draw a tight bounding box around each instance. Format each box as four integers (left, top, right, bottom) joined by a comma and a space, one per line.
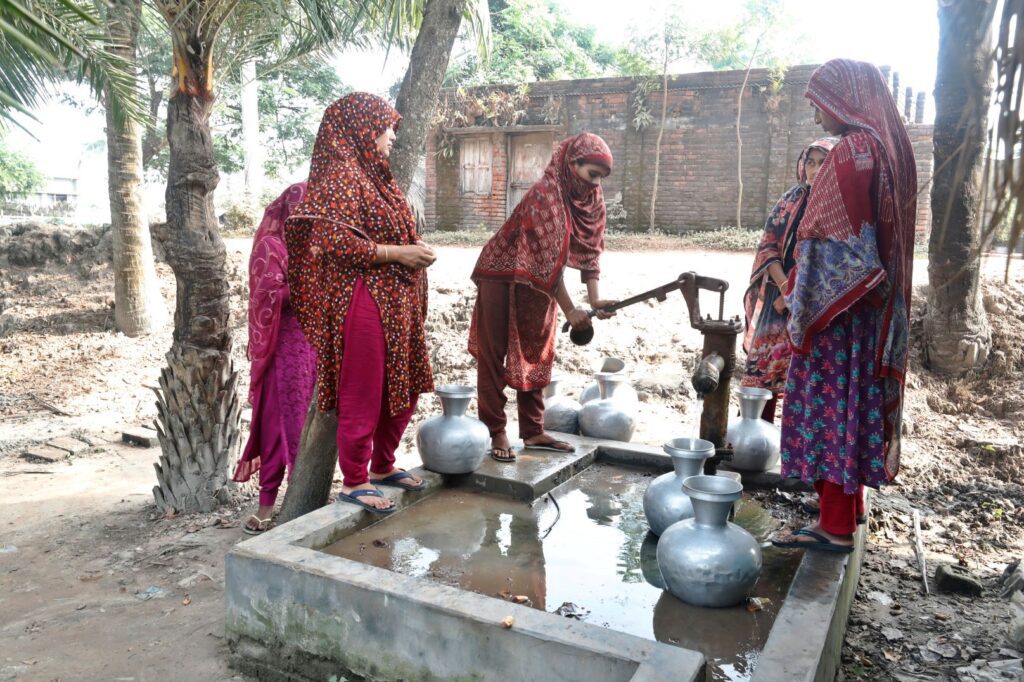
152, 87, 240, 513
104, 0, 167, 337
390, 0, 465, 194
922, 0, 995, 374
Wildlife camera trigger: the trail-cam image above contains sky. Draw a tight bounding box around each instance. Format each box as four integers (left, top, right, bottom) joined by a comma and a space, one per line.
8, 0, 942, 222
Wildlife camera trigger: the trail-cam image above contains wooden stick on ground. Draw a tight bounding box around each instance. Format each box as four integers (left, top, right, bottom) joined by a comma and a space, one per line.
913, 509, 930, 595
30, 393, 72, 417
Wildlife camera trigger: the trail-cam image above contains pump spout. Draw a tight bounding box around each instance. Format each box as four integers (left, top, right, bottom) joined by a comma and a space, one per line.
691, 352, 725, 398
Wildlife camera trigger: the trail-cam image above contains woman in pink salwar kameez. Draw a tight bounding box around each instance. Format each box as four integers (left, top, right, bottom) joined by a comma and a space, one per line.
233, 182, 318, 534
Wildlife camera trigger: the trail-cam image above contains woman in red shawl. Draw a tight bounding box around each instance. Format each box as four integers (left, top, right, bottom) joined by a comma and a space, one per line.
741, 137, 837, 422
469, 133, 616, 462
233, 182, 318, 533
285, 93, 436, 513
772, 59, 917, 553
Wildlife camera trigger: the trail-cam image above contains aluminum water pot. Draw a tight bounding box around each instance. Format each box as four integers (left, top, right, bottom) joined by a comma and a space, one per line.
726, 387, 781, 472
657, 475, 762, 608
578, 372, 636, 442
580, 357, 639, 407
543, 374, 581, 435
416, 385, 489, 475
643, 438, 715, 536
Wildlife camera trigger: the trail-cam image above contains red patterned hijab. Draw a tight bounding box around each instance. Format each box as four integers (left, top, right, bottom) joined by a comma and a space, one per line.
472, 133, 613, 294
802, 59, 918, 364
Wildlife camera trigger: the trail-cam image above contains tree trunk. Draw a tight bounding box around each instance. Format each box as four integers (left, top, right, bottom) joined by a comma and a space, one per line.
278, 391, 339, 524
390, 0, 465, 194
648, 41, 669, 233
922, 0, 995, 374
152, 88, 240, 513
240, 59, 263, 199
104, 0, 167, 337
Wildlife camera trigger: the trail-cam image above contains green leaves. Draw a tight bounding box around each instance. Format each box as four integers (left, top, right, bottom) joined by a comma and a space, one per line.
0, 131, 44, 198
0, 0, 147, 130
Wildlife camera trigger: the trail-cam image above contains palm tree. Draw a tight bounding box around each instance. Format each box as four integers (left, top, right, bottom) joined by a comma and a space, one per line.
0, 0, 144, 128
102, 0, 168, 339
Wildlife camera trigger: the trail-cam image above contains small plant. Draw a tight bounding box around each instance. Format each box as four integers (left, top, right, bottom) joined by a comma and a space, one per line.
220, 195, 261, 235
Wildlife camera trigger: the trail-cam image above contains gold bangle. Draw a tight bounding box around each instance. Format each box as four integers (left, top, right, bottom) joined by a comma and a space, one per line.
383, 245, 389, 262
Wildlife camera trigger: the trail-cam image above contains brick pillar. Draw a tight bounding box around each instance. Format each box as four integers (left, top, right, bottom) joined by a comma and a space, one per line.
904, 87, 913, 120
892, 72, 900, 105
915, 93, 926, 123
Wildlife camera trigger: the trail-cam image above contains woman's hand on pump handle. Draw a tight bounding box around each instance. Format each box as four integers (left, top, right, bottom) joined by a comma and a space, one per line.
590, 299, 618, 320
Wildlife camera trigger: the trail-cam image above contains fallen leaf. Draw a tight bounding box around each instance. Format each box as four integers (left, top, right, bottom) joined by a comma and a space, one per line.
883, 649, 900, 662
372, 539, 389, 549
933, 612, 949, 621
183, 594, 192, 606
512, 595, 530, 605
501, 616, 514, 629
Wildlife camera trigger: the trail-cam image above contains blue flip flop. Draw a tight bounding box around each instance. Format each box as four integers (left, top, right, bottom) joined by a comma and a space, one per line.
770, 528, 854, 554
374, 470, 427, 491
335, 488, 396, 514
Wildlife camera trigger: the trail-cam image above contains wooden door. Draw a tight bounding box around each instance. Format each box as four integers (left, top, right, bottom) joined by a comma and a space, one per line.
507, 133, 554, 216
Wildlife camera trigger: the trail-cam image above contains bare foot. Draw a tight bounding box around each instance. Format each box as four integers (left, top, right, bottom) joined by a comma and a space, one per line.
340, 482, 394, 510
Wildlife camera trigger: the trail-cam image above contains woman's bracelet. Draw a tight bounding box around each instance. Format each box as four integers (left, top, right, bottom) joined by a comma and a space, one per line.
383, 245, 389, 262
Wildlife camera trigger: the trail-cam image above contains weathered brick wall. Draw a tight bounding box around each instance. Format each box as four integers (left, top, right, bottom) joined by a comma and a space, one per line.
426, 64, 934, 233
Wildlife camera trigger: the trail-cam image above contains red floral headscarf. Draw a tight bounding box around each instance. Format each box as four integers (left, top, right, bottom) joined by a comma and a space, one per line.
472, 132, 613, 294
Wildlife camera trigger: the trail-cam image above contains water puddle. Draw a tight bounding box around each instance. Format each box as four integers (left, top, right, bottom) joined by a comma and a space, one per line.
322, 463, 801, 681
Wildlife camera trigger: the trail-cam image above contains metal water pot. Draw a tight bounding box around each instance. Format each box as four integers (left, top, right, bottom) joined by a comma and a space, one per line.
416, 385, 489, 475
578, 372, 636, 442
543, 374, 581, 435
726, 387, 781, 472
579, 357, 639, 407
643, 438, 715, 536
657, 475, 762, 608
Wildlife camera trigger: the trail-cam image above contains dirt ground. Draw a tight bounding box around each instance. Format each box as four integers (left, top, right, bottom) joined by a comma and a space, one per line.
1, 225, 1023, 681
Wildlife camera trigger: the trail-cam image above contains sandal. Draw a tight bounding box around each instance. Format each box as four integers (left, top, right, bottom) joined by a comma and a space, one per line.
770, 528, 854, 554
243, 515, 273, 535
800, 501, 866, 525
490, 447, 516, 462
373, 469, 426, 491
522, 439, 575, 453
335, 488, 396, 514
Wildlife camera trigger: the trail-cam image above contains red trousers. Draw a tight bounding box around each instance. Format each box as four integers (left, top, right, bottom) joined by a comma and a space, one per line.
815, 480, 865, 536
473, 280, 545, 440
336, 279, 417, 487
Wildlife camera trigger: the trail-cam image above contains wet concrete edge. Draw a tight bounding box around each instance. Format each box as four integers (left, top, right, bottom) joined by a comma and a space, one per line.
750, 493, 870, 682
225, 445, 706, 682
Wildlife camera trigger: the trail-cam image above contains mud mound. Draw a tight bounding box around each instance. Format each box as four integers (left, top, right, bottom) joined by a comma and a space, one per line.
0, 222, 112, 268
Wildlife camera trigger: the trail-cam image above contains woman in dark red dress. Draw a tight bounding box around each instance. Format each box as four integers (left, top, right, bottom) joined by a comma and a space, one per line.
285, 93, 436, 513
469, 133, 616, 462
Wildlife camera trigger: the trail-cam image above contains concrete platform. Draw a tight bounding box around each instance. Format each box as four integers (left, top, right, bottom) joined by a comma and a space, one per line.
225, 436, 865, 682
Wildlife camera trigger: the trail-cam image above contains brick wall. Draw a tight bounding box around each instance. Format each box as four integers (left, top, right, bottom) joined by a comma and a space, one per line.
425, 64, 934, 233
